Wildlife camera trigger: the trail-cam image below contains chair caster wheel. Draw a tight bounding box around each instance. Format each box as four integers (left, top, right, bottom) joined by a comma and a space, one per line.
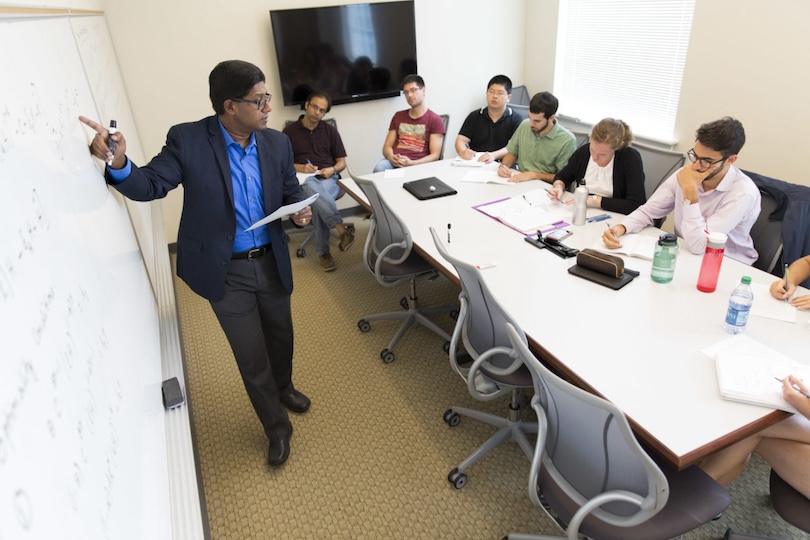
399, 296, 409, 310
296, 248, 306, 258
450, 310, 459, 320
443, 341, 450, 353
443, 409, 460, 427
347, 223, 356, 234
380, 349, 395, 363
358, 319, 371, 332
448, 468, 467, 489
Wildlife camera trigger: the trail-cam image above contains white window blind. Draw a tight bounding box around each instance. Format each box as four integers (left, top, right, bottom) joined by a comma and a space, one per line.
553, 0, 696, 144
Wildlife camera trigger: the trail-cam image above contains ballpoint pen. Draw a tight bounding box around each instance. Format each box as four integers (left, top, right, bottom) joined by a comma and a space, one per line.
784, 265, 790, 301
774, 377, 810, 399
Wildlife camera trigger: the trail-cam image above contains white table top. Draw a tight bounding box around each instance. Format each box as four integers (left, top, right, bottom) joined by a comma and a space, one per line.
341, 159, 809, 469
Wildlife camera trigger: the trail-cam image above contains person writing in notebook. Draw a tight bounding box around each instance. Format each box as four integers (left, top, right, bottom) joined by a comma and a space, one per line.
700, 376, 810, 500
602, 117, 761, 264
373, 74, 445, 172
547, 117, 646, 214
282, 91, 353, 273
770, 255, 810, 309
80, 60, 311, 468
454, 75, 523, 164
496, 91, 576, 183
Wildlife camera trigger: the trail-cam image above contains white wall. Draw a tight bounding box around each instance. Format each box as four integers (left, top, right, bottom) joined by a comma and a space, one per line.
525, 0, 810, 187
103, 0, 526, 243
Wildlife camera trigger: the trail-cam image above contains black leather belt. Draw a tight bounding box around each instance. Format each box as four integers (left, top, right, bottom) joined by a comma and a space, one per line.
232, 244, 270, 260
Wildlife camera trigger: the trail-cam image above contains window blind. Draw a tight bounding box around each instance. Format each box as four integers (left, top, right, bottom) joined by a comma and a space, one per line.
553, 0, 696, 144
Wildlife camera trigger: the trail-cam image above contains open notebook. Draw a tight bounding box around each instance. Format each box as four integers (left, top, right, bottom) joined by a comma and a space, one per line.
588, 233, 659, 261
474, 188, 571, 233
704, 335, 810, 413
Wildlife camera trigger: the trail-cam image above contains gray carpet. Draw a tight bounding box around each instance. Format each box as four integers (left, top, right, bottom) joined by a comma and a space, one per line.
172, 218, 807, 539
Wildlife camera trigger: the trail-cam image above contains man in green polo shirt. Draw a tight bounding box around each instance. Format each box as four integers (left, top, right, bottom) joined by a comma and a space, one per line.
498, 91, 576, 183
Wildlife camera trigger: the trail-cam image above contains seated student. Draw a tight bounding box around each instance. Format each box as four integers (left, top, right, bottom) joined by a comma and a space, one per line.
770, 255, 810, 309
454, 75, 523, 164
700, 375, 810, 500
602, 117, 761, 264
547, 118, 646, 215
373, 74, 445, 172
282, 91, 352, 272
497, 91, 576, 183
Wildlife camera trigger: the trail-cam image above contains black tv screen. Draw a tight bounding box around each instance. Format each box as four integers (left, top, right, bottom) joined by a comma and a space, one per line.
270, 1, 417, 107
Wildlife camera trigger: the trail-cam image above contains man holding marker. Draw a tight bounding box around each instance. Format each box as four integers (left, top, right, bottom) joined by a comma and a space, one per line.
80, 60, 312, 468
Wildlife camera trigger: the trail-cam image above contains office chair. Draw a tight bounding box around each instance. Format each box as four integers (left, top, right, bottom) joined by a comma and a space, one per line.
750, 190, 784, 275
438, 114, 450, 160
429, 227, 536, 489
354, 174, 455, 364
631, 141, 685, 199
769, 469, 810, 532
510, 85, 531, 107
503, 321, 730, 540
283, 118, 353, 258
725, 469, 810, 539
572, 130, 589, 149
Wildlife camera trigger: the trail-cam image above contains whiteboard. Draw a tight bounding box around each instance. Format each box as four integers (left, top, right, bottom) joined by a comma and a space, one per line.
70, 15, 159, 294
0, 16, 170, 540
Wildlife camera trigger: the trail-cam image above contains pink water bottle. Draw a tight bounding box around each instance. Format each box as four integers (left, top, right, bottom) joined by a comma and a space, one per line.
696, 232, 728, 292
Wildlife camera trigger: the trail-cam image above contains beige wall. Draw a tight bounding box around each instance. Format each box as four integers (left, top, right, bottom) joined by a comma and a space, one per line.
102, 0, 526, 243
525, 0, 809, 186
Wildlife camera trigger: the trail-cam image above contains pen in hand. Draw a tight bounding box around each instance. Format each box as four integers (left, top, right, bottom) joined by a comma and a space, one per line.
774, 377, 810, 399
784, 265, 791, 301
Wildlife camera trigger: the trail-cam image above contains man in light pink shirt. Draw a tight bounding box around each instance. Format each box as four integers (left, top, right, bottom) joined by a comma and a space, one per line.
602, 117, 760, 264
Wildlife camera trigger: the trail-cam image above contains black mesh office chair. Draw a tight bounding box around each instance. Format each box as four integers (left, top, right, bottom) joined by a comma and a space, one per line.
504, 321, 731, 540
750, 190, 784, 275
724, 469, 810, 539
438, 114, 450, 160
354, 174, 455, 364
631, 141, 685, 198
429, 227, 536, 489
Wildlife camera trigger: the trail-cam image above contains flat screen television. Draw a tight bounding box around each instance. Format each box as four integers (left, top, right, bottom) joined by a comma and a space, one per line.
270, 1, 417, 107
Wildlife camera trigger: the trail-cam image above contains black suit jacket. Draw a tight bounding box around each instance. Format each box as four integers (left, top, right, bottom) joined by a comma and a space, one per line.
108, 116, 305, 301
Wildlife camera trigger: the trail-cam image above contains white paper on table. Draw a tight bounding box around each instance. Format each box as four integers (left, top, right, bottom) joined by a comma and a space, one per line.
245, 193, 319, 231
383, 168, 405, 179
588, 233, 658, 261
460, 170, 511, 184
295, 172, 321, 184
451, 154, 485, 167
750, 282, 797, 323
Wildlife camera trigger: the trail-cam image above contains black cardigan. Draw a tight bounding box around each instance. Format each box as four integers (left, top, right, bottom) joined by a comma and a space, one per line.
553, 144, 646, 215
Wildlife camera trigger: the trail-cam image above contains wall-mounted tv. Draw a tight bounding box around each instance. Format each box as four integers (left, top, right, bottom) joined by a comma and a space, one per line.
270, 1, 417, 107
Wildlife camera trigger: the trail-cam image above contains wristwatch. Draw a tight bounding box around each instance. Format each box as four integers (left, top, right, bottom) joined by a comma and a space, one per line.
682, 198, 693, 206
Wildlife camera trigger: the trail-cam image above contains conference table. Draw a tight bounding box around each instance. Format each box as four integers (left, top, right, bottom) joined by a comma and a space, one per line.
339, 159, 809, 470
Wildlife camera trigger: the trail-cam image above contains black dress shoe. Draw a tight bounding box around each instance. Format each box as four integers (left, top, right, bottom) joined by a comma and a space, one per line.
267, 425, 292, 467
279, 388, 311, 413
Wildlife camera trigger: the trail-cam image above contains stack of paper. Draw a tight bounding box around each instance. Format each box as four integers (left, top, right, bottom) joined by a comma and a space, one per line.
704, 335, 810, 413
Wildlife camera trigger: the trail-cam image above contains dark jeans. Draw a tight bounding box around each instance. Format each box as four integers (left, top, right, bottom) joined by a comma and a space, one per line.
209, 250, 294, 441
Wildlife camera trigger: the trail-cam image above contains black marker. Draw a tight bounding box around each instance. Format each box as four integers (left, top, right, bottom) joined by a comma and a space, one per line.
107, 120, 117, 166
447, 223, 451, 244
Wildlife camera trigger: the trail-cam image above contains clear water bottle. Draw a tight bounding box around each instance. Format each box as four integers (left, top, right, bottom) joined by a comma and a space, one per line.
650, 233, 679, 283
724, 276, 754, 334
572, 184, 588, 225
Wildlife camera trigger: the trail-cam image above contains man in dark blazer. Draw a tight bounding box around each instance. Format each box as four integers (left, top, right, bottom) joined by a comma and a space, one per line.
81, 60, 312, 467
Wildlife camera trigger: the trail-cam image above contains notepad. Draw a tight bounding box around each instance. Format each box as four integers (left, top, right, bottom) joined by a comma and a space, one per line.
451, 155, 486, 167
460, 169, 512, 184
474, 188, 566, 233
704, 335, 810, 413
588, 233, 659, 261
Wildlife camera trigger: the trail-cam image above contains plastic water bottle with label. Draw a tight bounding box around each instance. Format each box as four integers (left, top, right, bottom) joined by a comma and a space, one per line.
724, 276, 753, 334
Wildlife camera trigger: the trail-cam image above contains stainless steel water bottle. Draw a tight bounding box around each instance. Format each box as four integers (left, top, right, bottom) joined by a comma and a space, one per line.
572, 184, 588, 226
